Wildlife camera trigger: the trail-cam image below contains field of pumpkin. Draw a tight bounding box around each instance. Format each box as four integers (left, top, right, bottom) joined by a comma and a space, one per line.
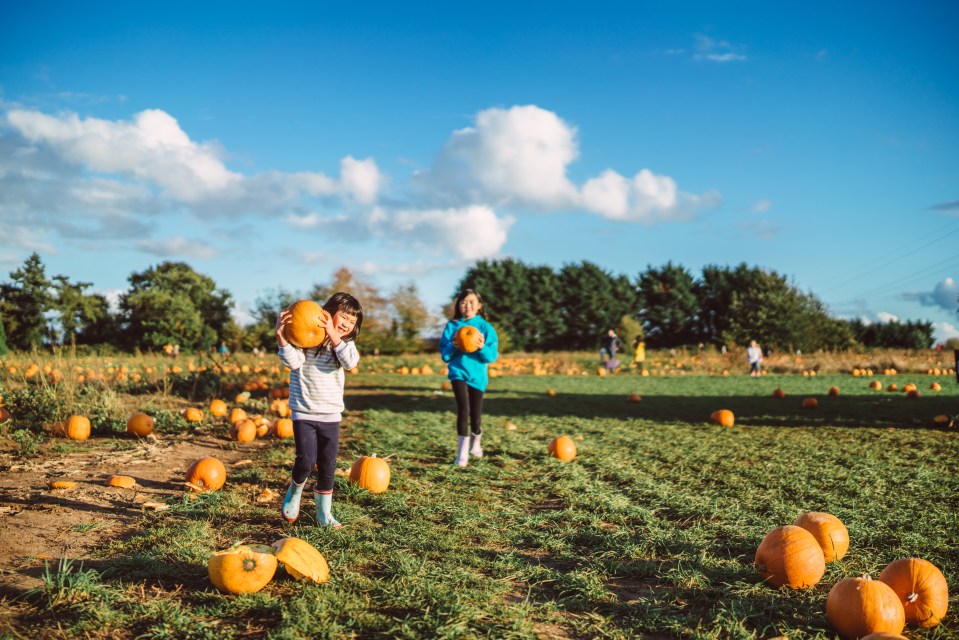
0, 347, 956, 638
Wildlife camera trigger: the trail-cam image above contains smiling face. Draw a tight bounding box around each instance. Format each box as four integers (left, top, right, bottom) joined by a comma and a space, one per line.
332, 310, 358, 338
458, 293, 482, 320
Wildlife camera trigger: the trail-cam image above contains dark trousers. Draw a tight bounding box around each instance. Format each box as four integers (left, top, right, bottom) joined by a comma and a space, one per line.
451, 380, 484, 437
291, 419, 340, 492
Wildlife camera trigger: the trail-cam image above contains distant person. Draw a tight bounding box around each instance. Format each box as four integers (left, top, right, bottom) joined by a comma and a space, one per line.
747, 340, 764, 377
218, 341, 230, 359
630, 336, 646, 372
439, 289, 499, 467
599, 329, 624, 363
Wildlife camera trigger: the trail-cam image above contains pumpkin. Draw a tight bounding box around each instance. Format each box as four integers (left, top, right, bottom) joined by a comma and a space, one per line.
207, 543, 277, 594
887, 384, 898, 392
546, 389, 557, 397
548, 435, 577, 462
878, 558, 949, 628
627, 393, 642, 403
185, 456, 226, 491
453, 325, 483, 353
802, 397, 818, 409
0, 406, 10, 423
63, 415, 91, 440
106, 475, 136, 488
901, 383, 916, 393
860, 634, 908, 640
126, 412, 154, 437
209, 399, 228, 417
273, 418, 294, 439
754, 525, 825, 589
183, 407, 203, 423
869, 380, 883, 390
905, 389, 920, 400
272, 537, 330, 584
827, 575, 905, 638
793, 511, 849, 562
229, 407, 248, 424
933, 414, 953, 428
231, 419, 257, 442
284, 300, 328, 348
828, 386, 840, 397
772, 387, 786, 399
710, 409, 735, 427
929, 382, 941, 392
49, 480, 78, 489
255, 421, 270, 438
350, 454, 391, 493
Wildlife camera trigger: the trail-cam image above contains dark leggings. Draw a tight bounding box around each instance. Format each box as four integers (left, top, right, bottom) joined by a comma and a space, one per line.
291, 419, 340, 492
451, 380, 484, 437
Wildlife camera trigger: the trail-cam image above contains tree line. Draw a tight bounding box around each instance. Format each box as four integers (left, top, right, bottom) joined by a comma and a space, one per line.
0, 253, 940, 356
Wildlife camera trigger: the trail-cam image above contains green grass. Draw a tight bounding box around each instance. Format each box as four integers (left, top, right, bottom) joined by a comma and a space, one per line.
8, 372, 959, 639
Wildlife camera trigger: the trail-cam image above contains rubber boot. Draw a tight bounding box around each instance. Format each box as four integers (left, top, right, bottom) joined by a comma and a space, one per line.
315, 491, 342, 529
469, 432, 483, 458
281, 480, 305, 522
454, 435, 470, 467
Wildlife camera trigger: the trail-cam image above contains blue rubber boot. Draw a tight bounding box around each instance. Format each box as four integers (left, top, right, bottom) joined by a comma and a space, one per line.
315, 491, 342, 529
281, 480, 305, 522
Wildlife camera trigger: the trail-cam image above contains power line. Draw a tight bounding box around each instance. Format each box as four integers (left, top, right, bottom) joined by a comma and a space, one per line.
832, 254, 959, 308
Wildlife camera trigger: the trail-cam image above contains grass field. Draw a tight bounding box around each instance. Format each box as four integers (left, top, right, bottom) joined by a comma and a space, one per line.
1, 354, 958, 639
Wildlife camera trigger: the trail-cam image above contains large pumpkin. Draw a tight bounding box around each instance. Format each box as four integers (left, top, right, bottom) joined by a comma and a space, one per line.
878, 558, 949, 628
284, 300, 329, 349
710, 409, 734, 427
793, 511, 849, 562
126, 412, 154, 437
350, 455, 391, 493
207, 543, 278, 594
453, 325, 483, 353
826, 575, 905, 638
860, 634, 908, 640
64, 415, 91, 440
231, 419, 257, 442
273, 418, 294, 439
754, 525, 825, 589
272, 537, 330, 584
548, 435, 577, 462
186, 456, 227, 491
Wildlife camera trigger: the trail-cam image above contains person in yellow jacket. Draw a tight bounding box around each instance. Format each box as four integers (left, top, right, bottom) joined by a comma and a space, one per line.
630, 336, 646, 372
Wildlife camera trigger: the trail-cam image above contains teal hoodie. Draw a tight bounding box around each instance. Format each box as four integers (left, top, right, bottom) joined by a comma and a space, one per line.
439, 316, 499, 392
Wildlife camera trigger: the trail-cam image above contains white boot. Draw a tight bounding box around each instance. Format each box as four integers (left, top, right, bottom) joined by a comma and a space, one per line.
454, 436, 470, 467
315, 491, 342, 529
281, 480, 305, 522
469, 432, 483, 458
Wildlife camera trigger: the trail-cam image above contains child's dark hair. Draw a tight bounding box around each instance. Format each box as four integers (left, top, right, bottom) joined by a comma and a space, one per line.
316, 292, 363, 367
452, 289, 488, 320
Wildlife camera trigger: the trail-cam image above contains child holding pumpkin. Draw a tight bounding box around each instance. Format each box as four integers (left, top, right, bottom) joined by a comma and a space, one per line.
439, 289, 499, 467
276, 292, 363, 529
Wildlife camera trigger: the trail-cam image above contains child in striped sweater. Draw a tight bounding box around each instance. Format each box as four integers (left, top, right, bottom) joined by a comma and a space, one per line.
276, 292, 363, 529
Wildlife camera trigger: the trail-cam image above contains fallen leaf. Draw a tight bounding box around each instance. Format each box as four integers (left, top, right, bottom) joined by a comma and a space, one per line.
142, 502, 169, 511
233, 459, 254, 467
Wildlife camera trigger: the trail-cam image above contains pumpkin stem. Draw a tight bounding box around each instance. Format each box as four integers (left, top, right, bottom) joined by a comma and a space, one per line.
906, 592, 919, 603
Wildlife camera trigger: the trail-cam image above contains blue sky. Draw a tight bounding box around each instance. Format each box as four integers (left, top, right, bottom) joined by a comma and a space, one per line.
2, 1, 958, 341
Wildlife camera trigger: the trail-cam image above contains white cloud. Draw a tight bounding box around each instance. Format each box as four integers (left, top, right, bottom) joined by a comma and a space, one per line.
738, 219, 783, 240
137, 236, 220, 259
901, 277, 959, 311
934, 321, 959, 343
580, 168, 720, 223
375, 205, 513, 260
752, 199, 772, 213
876, 311, 900, 324
693, 35, 748, 63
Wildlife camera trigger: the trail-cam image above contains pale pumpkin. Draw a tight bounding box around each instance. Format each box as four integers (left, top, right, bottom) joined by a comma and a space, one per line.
793, 511, 849, 562
63, 415, 91, 440
186, 456, 227, 491
126, 412, 154, 437
710, 409, 734, 427
183, 407, 204, 423
878, 557, 949, 628
453, 325, 483, 353
207, 543, 277, 594
284, 300, 328, 348
827, 575, 905, 638
272, 537, 330, 584
754, 525, 825, 589
548, 435, 577, 462
350, 454, 391, 493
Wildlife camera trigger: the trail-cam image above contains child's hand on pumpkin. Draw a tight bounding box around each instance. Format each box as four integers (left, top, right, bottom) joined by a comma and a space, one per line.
275, 308, 292, 346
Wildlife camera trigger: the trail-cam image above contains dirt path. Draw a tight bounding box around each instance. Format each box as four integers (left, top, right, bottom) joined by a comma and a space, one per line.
0, 434, 264, 597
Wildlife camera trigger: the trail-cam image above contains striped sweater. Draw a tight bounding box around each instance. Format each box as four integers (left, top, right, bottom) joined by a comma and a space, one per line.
278, 341, 360, 422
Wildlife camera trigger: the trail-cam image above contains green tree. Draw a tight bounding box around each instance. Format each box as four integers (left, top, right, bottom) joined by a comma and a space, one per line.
0, 317, 8, 355
51, 276, 116, 345
245, 288, 299, 351
0, 253, 54, 350
456, 258, 536, 350
636, 262, 699, 347
119, 262, 233, 351
557, 261, 635, 350
310, 267, 389, 336
74, 293, 120, 346
388, 283, 433, 343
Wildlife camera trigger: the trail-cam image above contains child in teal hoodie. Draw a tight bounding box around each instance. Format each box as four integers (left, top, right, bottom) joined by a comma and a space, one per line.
439, 289, 499, 467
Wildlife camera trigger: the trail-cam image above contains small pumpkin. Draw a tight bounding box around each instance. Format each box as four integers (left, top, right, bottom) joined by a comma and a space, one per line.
793, 511, 849, 562
183, 407, 204, 423
49, 480, 78, 489
126, 412, 154, 437
905, 389, 920, 400
827, 575, 905, 638
272, 537, 330, 584
453, 325, 483, 353
878, 557, 948, 628
548, 435, 577, 462
869, 380, 883, 390
627, 393, 641, 403
63, 415, 91, 440
209, 399, 228, 417
828, 386, 840, 397
802, 397, 818, 409
186, 456, 227, 491
229, 407, 248, 424
710, 409, 735, 427
350, 454, 391, 493
231, 419, 257, 442
207, 543, 278, 594
273, 418, 294, 439
284, 300, 329, 349
929, 382, 941, 392
546, 389, 557, 397
772, 387, 786, 399
106, 475, 136, 488
754, 525, 825, 589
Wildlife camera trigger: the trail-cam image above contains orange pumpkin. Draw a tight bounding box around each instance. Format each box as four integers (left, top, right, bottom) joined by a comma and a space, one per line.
793, 511, 849, 562
929, 382, 941, 392
349, 455, 391, 493
905, 389, 920, 400
878, 558, 949, 628
802, 397, 818, 409
710, 409, 735, 427
828, 386, 840, 397
207, 543, 277, 594
869, 380, 883, 390
272, 537, 330, 584
209, 399, 228, 417
754, 525, 825, 589
63, 415, 91, 440
827, 575, 905, 638
548, 435, 577, 462
126, 412, 154, 437
183, 407, 204, 423
106, 475, 136, 488
772, 387, 786, 399
860, 633, 909, 640
627, 393, 642, 403
229, 407, 248, 424
185, 456, 226, 491
273, 418, 294, 439
284, 300, 328, 349
231, 419, 257, 442
453, 325, 483, 353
